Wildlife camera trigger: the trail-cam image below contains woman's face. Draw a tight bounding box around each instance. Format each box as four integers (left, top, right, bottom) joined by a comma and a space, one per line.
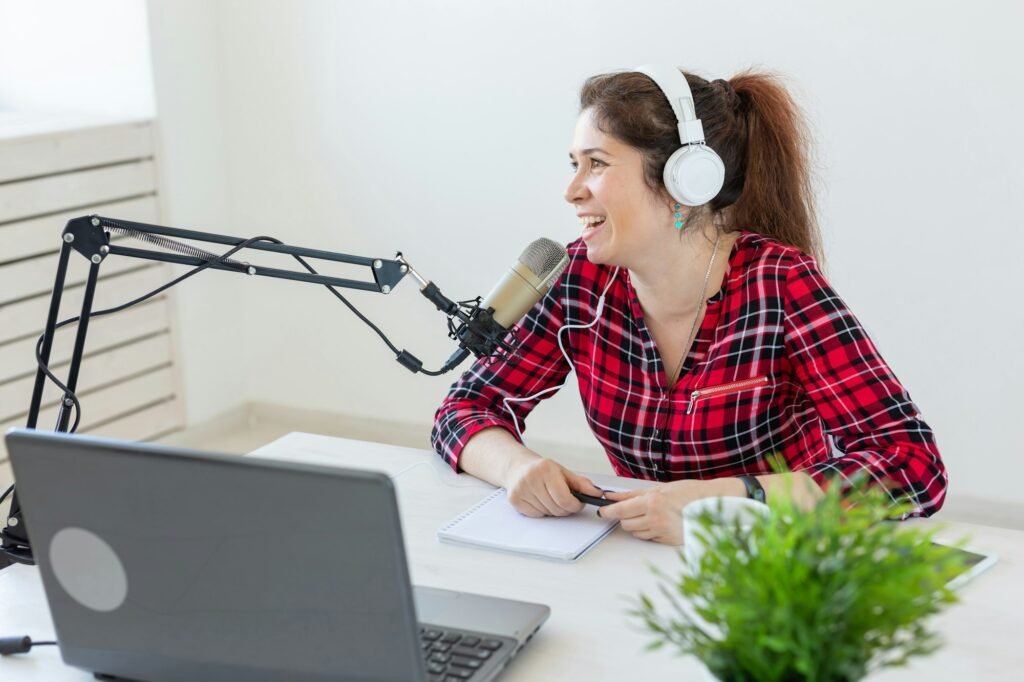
565, 108, 672, 267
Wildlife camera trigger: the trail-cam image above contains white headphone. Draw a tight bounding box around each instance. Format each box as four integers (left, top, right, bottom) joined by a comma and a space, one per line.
633, 64, 725, 207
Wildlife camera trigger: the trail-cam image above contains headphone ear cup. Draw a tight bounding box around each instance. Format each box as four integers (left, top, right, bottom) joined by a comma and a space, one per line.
663, 146, 726, 207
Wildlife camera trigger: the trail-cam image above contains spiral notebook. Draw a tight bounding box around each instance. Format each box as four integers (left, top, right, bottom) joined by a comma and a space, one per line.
437, 488, 619, 562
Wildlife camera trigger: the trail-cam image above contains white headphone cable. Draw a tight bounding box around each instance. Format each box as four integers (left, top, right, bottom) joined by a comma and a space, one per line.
501, 267, 618, 438
496, 267, 664, 474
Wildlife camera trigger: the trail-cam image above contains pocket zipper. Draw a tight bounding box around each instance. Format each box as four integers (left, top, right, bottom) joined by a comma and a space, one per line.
687, 376, 769, 415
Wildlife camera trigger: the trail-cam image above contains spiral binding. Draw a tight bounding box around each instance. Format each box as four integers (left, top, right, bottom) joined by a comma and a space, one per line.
438, 488, 505, 533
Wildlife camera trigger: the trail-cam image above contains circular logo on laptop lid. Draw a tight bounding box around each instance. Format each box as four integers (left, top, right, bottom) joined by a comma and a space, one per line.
49, 527, 128, 612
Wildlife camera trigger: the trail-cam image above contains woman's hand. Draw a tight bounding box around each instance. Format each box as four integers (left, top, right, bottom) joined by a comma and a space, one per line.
456, 426, 607, 518
600, 478, 745, 545
503, 457, 606, 518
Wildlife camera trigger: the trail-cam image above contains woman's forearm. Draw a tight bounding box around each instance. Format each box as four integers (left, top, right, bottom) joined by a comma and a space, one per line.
456, 427, 541, 488
460, 431, 824, 510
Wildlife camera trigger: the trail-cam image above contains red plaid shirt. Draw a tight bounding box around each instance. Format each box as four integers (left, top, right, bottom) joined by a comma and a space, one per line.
431, 233, 947, 517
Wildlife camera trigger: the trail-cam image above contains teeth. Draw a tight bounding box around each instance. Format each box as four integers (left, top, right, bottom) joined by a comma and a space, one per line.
581, 216, 606, 226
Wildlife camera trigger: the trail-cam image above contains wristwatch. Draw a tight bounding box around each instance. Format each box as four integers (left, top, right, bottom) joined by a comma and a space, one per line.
737, 475, 767, 504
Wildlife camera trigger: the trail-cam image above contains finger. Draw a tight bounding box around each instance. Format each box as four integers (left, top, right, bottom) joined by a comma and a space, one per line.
598, 495, 648, 521
631, 529, 660, 541
603, 489, 644, 502
619, 516, 651, 533
528, 490, 566, 518
545, 477, 583, 515
567, 474, 605, 498
511, 497, 546, 518
656, 535, 682, 546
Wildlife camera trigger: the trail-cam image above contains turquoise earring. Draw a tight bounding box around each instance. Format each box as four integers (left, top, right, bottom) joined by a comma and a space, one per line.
674, 203, 683, 230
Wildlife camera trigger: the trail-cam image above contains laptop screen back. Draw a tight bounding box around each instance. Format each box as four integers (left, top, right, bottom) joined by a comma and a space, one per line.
7, 429, 427, 682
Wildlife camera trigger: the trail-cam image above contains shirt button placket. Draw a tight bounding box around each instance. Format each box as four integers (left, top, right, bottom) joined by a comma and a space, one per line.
654, 393, 667, 444
655, 392, 669, 481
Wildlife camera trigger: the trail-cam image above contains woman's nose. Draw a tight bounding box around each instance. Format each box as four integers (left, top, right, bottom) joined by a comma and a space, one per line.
564, 174, 587, 204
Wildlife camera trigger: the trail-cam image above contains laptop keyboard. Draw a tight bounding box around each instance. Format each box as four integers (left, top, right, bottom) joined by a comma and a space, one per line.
419, 626, 506, 681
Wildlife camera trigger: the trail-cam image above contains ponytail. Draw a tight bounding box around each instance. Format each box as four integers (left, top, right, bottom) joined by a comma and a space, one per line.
728, 71, 822, 261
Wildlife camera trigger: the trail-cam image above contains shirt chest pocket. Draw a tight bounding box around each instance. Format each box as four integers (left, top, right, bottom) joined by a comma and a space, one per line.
686, 375, 771, 415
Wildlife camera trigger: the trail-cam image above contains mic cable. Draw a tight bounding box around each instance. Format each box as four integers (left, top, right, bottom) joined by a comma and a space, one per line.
0, 636, 58, 656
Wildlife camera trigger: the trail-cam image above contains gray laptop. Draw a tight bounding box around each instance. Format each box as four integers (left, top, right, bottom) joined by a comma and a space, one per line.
6, 429, 549, 682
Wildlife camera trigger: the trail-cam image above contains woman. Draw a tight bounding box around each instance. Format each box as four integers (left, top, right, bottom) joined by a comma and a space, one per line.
431, 65, 946, 545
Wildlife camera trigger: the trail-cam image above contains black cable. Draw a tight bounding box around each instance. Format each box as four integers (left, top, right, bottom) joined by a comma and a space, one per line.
0, 636, 57, 656
0, 483, 13, 508
283, 250, 447, 376
33, 337, 83, 433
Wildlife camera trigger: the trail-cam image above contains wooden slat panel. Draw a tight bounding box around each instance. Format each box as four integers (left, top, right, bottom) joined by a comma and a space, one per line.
0, 120, 152, 184
0, 332, 173, 422
0, 366, 176, 437
0, 118, 183, 459
0, 393, 183, 463
0, 160, 156, 224
0, 297, 170, 383
0, 196, 159, 263
83, 397, 183, 442
0, 245, 153, 306
0, 265, 171, 342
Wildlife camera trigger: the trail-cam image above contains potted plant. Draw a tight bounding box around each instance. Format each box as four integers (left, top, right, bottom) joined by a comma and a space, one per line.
633, 479, 966, 682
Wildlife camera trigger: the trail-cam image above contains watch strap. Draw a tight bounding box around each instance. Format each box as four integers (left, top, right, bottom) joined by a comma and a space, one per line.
737, 475, 767, 504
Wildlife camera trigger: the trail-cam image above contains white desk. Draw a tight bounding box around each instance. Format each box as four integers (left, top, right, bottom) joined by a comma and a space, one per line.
2, 431, 1022, 680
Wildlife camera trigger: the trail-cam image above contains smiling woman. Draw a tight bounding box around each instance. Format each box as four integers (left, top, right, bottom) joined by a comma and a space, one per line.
430, 65, 946, 546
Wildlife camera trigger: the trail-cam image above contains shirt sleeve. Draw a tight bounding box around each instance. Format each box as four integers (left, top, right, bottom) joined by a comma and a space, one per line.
781, 254, 947, 517
430, 276, 573, 471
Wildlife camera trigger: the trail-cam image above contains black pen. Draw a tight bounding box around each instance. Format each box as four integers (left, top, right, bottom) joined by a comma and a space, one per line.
571, 489, 614, 507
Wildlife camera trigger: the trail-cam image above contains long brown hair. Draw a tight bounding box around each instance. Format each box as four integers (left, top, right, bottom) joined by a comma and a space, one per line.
579, 68, 822, 260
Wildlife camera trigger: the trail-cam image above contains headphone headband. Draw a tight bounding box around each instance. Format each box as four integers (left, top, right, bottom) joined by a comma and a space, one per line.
629, 64, 725, 207
633, 64, 707, 147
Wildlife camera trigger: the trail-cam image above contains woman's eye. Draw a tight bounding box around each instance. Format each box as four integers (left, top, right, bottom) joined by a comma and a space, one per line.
569, 159, 605, 171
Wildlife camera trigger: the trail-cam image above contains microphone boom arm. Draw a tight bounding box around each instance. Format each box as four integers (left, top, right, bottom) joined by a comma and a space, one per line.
27, 214, 414, 431
66, 215, 410, 292
3, 214, 419, 567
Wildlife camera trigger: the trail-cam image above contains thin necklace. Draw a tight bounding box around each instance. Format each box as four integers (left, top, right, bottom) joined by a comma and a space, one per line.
667, 231, 722, 387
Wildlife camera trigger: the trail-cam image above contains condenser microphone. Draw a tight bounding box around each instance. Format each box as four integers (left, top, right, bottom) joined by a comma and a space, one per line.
442, 238, 569, 371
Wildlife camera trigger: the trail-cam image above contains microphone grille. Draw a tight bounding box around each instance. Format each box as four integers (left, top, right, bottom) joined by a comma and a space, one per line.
520, 238, 569, 279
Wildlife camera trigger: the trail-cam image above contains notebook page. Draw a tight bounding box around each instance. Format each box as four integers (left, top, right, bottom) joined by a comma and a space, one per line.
437, 488, 619, 562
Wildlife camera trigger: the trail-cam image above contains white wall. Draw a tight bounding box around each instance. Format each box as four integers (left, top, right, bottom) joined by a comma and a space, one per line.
147, 0, 1024, 513
145, 0, 243, 423
0, 0, 155, 117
